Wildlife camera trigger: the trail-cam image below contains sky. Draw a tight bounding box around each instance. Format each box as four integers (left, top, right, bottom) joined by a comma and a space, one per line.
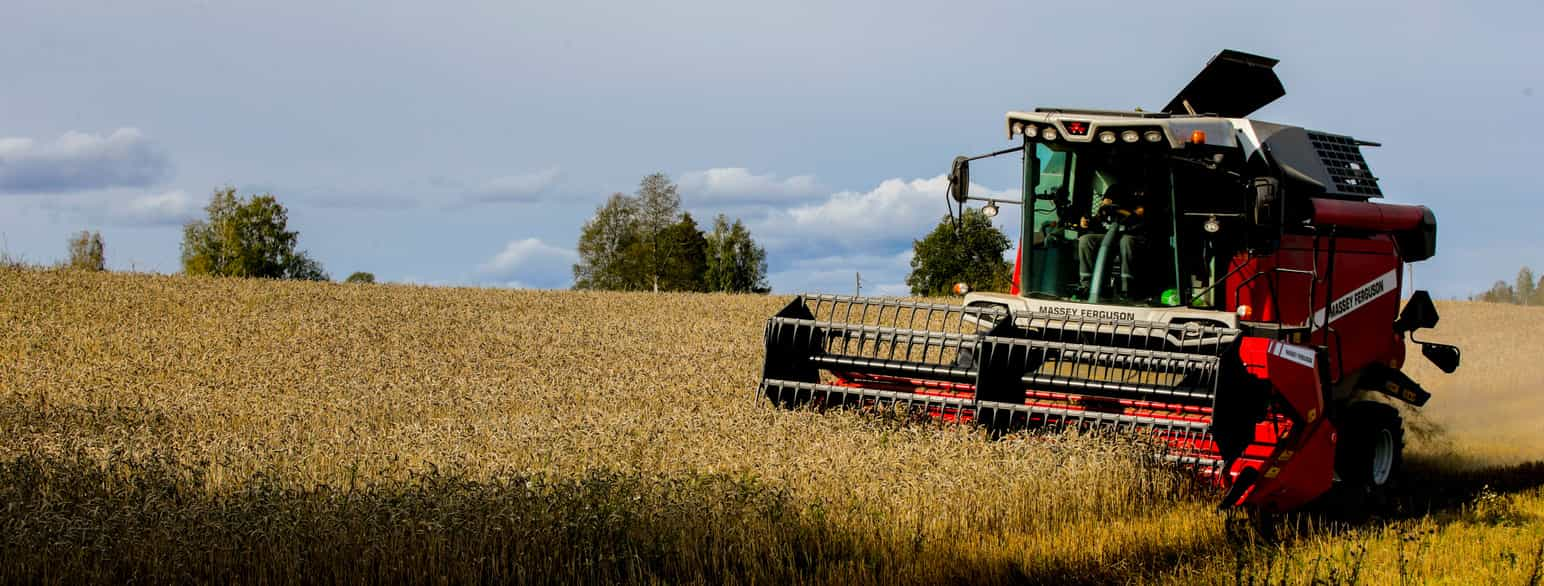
2, 0, 1539, 297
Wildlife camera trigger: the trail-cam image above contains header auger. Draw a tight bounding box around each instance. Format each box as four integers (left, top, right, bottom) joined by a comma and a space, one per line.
757, 50, 1460, 513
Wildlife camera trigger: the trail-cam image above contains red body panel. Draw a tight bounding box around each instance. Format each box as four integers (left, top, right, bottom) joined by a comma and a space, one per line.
1226, 232, 1405, 383
1009, 241, 1022, 296
1230, 338, 1336, 510
1311, 199, 1428, 232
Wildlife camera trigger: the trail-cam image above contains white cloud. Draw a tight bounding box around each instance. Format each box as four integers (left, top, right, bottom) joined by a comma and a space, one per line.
39, 189, 201, 226
744, 172, 1019, 295
679, 167, 823, 204
752, 174, 1017, 255
0, 128, 173, 194
476, 237, 577, 288
115, 190, 201, 225
466, 167, 562, 204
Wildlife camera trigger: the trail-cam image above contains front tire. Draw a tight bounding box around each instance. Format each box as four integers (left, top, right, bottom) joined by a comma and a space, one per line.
1326, 401, 1404, 519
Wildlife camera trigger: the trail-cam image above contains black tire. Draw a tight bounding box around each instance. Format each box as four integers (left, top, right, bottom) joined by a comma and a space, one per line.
1326, 401, 1404, 520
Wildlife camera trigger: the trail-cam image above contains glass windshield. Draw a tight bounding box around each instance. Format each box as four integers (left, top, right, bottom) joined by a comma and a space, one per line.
1022, 142, 1181, 306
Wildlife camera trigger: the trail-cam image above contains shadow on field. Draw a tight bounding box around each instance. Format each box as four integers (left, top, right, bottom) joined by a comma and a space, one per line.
11, 449, 1534, 583
0, 452, 1231, 585
1393, 455, 1544, 518
1254, 455, 1544, 543
1208, 457, 1544, 584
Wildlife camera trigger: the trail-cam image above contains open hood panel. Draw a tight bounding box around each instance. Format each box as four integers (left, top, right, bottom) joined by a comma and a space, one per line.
1162, 50, 1284, 118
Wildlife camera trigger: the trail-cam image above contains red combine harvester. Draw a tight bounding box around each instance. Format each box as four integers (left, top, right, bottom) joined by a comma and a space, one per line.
758, 50, 1460, 512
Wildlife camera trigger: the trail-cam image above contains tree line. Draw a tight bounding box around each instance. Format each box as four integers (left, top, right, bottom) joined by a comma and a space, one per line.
48, 175, 1013, 297
1472, 266, 1544, 306
51, 173, 770, 293
573, 173, 768, 293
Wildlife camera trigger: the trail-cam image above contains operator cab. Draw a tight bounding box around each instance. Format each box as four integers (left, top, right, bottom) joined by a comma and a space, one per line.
948, 50, 1399, 331
1018, 115, 1253, 311
949, 109, 1263, 328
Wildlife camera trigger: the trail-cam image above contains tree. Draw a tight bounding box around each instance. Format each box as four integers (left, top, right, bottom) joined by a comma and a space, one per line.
1517, 267, 1536, 306
573, 174, 729, 293
345, 272, 376, 284
636, 173, 683, 292
180, 187, 329, 281
703, 214, 769, 294
573, 193, 647, 290
657, 213, 708, 291
1475, 280, 1515, 304
729, 220, 770, 294
703, 215, 734, 293
906, 208, 1012, 296
66, 230, 105, 271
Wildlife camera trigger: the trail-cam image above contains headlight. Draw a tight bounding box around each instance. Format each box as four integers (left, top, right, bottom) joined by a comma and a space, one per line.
1040, 127, 1058, 141
1121, 130, 1140, 143
1144, 130, 1163, 143
1098, 131, 1117, 144
1012, 121, 1024, 136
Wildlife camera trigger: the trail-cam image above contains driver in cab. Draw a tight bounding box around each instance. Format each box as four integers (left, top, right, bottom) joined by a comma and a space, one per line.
1077, 181, 1148, 296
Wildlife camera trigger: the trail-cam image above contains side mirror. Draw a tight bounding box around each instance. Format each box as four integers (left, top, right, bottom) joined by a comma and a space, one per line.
1421, 342, 1461, 373
1246, 177, 1282, 254
949, 156, 970, 203
1395, 290, 1440, 333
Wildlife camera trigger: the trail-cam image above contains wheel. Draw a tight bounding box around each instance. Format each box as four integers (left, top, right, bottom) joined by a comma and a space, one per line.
1326, 401, 1404, 520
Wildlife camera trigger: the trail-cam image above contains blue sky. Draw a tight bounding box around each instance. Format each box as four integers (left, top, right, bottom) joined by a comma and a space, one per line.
2, 0, 1539, 297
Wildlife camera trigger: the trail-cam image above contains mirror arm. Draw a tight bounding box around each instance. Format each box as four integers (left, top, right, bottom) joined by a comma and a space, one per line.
949, 145, 1026, 206
964, 195, 1022, 205
965, 145, 1026, 162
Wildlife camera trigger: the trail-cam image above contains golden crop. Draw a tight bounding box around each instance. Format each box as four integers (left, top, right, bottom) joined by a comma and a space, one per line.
2, 266, 1541, 584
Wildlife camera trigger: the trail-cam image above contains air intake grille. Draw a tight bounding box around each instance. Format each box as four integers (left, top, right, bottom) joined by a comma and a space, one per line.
1308, 131, 1382, 197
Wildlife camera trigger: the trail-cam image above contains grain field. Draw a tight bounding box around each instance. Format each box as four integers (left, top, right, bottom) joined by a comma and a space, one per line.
2, 267, 1541, 584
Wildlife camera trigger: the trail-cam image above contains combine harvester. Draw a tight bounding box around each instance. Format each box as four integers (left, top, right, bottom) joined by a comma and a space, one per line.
758, 50, 1460, 513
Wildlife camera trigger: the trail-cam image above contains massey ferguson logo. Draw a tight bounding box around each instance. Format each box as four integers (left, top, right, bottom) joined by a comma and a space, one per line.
1312, 270, 1397, 330
1269, 341, 1317, 368
1328, 279, 1385, 318
1032, 305, 1138, 322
